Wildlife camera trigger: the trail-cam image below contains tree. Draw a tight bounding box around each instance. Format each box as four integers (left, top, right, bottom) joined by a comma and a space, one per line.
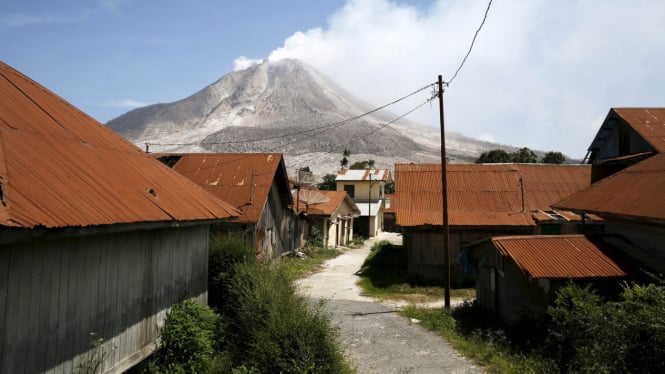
511, 147, 538, 163
350, 160, 370, 169
318, 173, 337, 191
541, 151, 566, 164
476, 149, 512, 163
384, 180, 395, 194
340, 148, 351, 169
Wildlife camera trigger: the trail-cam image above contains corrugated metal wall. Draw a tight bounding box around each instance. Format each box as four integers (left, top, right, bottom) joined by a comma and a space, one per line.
0, 225, 209, 373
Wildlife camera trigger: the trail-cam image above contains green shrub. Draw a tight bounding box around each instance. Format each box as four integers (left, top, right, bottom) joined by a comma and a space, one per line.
217, 261, 351, 373
306, 225, 324, 249
546, 280, 665, 373
149, 300, 220, 373
208, 234, 256, 313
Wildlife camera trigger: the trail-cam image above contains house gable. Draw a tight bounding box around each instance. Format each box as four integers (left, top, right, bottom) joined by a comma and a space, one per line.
169, 153, 292, 224
585, 108, 665, 164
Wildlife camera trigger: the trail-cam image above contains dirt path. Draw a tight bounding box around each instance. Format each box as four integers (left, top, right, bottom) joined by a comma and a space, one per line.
295, 232, 481, 374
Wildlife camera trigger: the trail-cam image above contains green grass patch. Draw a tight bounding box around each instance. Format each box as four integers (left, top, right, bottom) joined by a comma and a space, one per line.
401, 303, 556, 374
357, 240, 475, 302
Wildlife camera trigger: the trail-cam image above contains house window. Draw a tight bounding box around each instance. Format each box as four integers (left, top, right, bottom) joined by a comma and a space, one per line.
344, 185, 355, 198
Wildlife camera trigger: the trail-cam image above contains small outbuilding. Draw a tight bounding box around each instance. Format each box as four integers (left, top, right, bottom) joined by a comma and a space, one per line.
293, 188, 360, 248
469, 235, 630, 325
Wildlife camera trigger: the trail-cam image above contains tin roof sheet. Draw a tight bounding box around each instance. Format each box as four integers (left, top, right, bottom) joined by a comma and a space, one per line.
554, 152, 665, 222
614, 108, 665, 153
491, 235, 629, 278
169, 153, 292, 224
394, 163, 591, 227
295, 190, 360, 217
0, 61, 239, 229
336, 168, 391, 182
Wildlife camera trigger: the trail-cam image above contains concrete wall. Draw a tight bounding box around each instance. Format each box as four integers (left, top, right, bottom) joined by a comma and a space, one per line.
337, 180, 384, 201
0, 225, 209, 373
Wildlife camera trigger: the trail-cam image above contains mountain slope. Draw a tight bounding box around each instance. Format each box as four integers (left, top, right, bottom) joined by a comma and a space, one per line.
107, 59, 506, 175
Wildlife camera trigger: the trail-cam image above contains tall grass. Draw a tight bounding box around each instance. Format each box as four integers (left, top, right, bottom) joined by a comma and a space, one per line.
208, 235, 354, 373
401, 302, 556, 374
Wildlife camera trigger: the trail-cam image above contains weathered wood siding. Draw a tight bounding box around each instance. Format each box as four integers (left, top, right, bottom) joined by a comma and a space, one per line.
0, 225, 209, 373
602, 219, 665, 274
404, 226, 532, 285
473, 241, 550, 324
214, 182, 300, 259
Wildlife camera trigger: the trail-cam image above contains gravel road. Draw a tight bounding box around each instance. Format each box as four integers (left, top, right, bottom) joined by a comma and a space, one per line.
295, 232, 482, 374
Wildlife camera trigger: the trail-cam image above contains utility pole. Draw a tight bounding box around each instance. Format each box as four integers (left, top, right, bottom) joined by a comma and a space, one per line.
438, 75, 451, 309
368, 171, 372, 237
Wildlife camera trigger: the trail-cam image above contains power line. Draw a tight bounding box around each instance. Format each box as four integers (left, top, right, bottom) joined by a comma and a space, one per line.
289, 94, 436, 169
147, 82, 435, 149
446, 0, 494, 86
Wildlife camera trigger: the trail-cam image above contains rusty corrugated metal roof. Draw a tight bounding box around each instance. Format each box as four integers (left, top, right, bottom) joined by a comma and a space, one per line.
554, 152, 665, 222
0, 61, 239, 229
491, 235, 629, 278
614, 108, 665, 153
295, 190, 360, 217
394, 163, 591, 227
336, 168, 391, 182
169, 153, 292, 224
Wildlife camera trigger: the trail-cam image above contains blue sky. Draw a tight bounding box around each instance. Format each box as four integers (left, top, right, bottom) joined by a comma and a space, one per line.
3, 0, 665, 159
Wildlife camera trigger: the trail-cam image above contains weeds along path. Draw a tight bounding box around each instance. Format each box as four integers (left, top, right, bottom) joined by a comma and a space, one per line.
295, 232, 481, 374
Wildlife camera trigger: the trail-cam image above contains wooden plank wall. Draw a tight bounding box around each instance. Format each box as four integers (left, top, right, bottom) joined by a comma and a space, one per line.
0, 224, 209, 373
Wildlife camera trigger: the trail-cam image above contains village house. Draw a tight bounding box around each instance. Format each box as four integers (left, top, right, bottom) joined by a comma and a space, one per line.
584, 108, 665, 182
555, 152, 665, 275
0, 61, 239, 373
468, 235, 630, 325
393, 163, 595, 285
292, 187, 360, 248
335, 168, 392, 238
158, 153, 300, 259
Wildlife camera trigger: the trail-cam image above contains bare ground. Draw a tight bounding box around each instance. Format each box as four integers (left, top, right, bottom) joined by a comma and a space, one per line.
295, 232, 482, 374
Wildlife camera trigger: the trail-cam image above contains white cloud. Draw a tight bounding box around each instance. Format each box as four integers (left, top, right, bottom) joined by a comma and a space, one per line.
107, 99, 149, 108
234, 56, 264, 71
258, 0, 665, 158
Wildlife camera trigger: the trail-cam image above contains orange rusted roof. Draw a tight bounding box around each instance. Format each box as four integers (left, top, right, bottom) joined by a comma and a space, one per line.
168, 153, 292, 224
0, 61, 239, 229
295, 190, 360, 217
555, 152, 665, 222
491, 235, 629, 278
613, 108, 665, 152
394, 163, 591, 227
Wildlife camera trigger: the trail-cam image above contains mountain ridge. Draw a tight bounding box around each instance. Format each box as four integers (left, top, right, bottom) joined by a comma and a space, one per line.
106, 59, 515, 176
